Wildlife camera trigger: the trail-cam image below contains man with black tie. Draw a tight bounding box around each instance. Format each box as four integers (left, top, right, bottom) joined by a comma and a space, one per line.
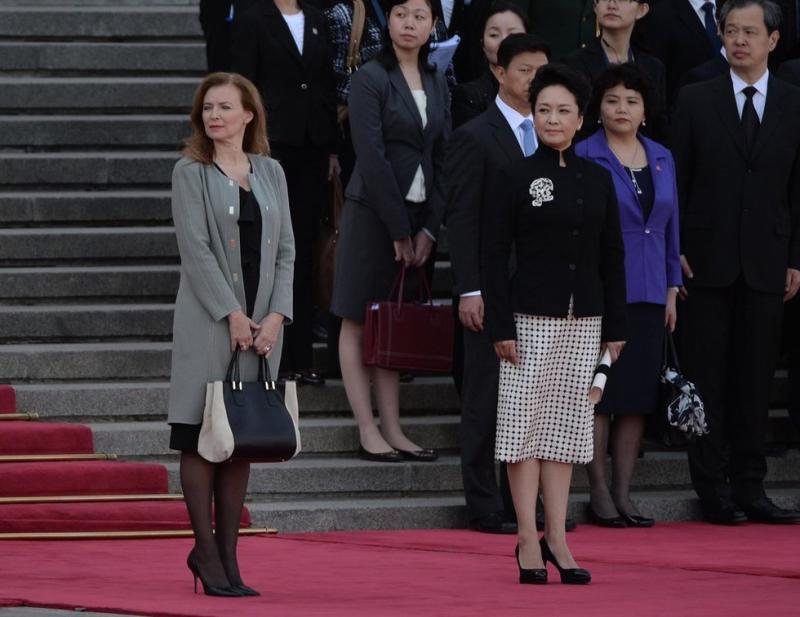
445, 34, 550, 533
672, 0, 800, 524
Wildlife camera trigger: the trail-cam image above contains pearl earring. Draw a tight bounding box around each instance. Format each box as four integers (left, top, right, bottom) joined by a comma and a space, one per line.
597, 119, 602, 125
642, 119, 647, 127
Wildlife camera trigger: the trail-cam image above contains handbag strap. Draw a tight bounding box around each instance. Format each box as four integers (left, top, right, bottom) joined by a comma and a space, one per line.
225, 348, 242, 390
388, 265, 435, 308
662, 329, 681, 372
346, 0, 366, 74
256, 355, 278, 391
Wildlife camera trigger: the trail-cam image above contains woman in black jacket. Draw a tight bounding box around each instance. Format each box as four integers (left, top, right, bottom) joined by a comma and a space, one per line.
483, 64, 626, 585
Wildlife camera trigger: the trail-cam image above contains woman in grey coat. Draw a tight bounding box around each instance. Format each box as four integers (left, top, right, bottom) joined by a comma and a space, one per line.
168, 72, 294, 597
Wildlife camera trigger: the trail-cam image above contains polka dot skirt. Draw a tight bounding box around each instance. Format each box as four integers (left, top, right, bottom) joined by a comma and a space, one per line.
495, 304, 602, 465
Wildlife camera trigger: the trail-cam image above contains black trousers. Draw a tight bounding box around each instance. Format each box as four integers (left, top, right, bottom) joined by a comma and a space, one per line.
681, 278, 784, 504
458, 301, 513, 521
272, 143, 329, 372
785, 296, 800, 433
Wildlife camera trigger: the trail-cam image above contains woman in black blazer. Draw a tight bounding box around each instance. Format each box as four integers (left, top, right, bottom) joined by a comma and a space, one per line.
231, 0, 338, 385
483, 64, 626, 584
331, 0, 450, 463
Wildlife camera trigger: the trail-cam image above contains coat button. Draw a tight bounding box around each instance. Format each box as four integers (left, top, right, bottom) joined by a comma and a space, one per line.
233, 273, 239, 282
230, 239, 237, 248
267, 239, 271, 244
644, 229, 651, 234
572, 229, 580, 236
300, 83, 308, 90
569, 264, 576, 271
576, 198, 583, 205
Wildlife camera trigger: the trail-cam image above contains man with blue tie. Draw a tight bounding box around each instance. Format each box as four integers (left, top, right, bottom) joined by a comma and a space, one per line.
672, 0, 800, 525
445, 34, 550, 533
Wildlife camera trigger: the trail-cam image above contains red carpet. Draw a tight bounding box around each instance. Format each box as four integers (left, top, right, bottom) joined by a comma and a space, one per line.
1, 524, 798, 617
0, 385, 15, 413
0, 421, 94, 455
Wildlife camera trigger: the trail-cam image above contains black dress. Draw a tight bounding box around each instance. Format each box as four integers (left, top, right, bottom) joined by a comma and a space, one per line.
596, 165, 664, 416
169, 180, 263, 452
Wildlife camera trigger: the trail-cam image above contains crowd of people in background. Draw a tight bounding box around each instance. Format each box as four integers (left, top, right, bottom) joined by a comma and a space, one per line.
188, 0, 800, 585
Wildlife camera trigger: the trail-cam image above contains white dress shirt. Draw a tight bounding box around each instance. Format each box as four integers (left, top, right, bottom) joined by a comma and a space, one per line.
405, 90, 428, 203
441, 0, 455, 29
730, 68, 768, 121
689, 0, 715, 29
282, 12, 305, 54
461, 96, 536, 298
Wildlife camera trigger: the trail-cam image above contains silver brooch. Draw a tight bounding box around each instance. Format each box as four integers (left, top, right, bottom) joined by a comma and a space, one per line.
529, 178, 554, 207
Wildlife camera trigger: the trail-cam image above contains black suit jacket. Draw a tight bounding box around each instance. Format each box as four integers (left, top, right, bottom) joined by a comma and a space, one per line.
564, 38, 669, 142
445, 102, 523, 295
482, 145, 627, 342
679, 53, 729, 89
634, 0, 718, 105
451, 70, 498, 130
231, 0, 337, 151
778, 58, 800, 88
672, 74, 800, 292
431, 0, 492, 83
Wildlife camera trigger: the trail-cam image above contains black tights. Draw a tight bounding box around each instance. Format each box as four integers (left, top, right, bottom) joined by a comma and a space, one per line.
180, 452, 250, 587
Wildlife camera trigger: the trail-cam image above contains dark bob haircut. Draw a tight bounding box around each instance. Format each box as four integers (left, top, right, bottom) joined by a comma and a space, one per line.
376, 0, 437, 73
483, 1, 530, 33
496, 33, 551, 69
528, 63, 592, 113
587, 63, 657, 124
719, 0, 782, 34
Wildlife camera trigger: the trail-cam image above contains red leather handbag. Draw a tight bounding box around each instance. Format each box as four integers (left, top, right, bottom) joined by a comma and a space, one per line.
362, 267, 453, 373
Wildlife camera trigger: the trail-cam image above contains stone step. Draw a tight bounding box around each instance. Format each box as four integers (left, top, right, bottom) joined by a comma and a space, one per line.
162, 451, 800, 498
0, 7, 202, 40
91, 417, 461, 458
0, 42, 204, 74
0, 77, 196, 113
245, 489, 800, 532
12, 378, 461, 420
0, 304, 174, 342
0, 152, 178, 187
0, 191, 171, 225
0, 116, 188, 149
0, 342, 172, 381
0, 227, 177, 265
0, 266, 179, 302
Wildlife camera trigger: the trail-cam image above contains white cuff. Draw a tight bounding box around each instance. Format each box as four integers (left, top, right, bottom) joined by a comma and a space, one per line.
460, 290, 481, 297
422, 228, 436, 241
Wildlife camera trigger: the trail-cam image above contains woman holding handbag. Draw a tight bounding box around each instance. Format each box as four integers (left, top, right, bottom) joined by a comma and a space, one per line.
483, 64, 626, 584
331, 0, 450, 462
575, 63, 681, 528
168, 72, 295, 596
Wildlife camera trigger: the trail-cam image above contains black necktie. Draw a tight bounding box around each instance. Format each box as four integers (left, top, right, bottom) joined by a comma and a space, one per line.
741, 86, 760, 150
702, 2, 722, 51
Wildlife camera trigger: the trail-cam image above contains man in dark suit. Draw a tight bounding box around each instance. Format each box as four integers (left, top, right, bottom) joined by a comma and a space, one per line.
445, 34, 549, 534
231, 0, 337, 386
431, 0, 493, 83
672, 0, 800, 524
635, 0, 722, 105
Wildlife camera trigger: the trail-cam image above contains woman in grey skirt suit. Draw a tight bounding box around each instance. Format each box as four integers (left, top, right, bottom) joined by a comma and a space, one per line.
331, 0, 450, 462
168, 72, 294, 596
483, 65, 627, 584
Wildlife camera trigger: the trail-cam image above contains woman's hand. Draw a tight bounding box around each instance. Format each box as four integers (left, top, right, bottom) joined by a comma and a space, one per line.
678, 255, 693, 300
393, 237, 415, 267
228, 309, 260, 352
494, 340, 519, 366
412, 230, 434, 267
254, 312, 284, 357
328, 154, 341, 180
665, 287, 678, 332
602, 341, 626, 362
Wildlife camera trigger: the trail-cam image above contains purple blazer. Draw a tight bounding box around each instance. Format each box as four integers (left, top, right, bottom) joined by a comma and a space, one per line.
576, 129, 682, 305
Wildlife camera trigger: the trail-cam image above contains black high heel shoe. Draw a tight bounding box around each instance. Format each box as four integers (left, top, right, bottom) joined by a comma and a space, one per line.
515, 544, 547, 585
187, 551, 242, 597
619, 512, 655, 528
588, 506, 627, 528
539, 538, 591, 585
230, 583, 260, 597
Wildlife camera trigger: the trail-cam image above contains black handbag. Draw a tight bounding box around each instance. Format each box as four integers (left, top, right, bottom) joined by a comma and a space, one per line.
198, 349, 301, 463
659, 330, 708, 442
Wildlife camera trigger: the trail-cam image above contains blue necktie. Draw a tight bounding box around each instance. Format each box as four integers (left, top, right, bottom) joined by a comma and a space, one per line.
702, 2, 721, 51
520, 119, 535, 156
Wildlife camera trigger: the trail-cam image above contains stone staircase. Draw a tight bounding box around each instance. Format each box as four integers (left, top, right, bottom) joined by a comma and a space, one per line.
1, 0, 797, 533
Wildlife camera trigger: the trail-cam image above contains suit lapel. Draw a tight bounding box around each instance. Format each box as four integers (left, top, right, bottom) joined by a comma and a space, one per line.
750, 77, 784, 160
711, 75, 749, 160
641, 139, 669, 225
266, 1, 303, 66
675, 0, 714, 53
390, 68, 424, 133
486, 104, 523, 163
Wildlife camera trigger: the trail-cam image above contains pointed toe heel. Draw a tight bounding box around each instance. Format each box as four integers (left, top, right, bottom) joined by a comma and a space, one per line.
539, 538, 591, 585
515, 544, 548, 585
187, 551, 242, 597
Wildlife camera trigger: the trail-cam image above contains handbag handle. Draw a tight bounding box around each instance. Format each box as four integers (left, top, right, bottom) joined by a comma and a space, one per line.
226, 349, 277, 391
388, 266, 435, 309
662, 329, 681, 372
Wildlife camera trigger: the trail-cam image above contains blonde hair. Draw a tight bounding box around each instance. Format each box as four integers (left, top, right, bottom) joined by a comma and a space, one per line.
182, 72, 269, 164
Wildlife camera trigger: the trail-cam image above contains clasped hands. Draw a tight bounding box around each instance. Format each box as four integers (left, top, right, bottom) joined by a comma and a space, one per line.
393, 230, 434, 268
228, 309, 284, 356
493, 340, 626, 366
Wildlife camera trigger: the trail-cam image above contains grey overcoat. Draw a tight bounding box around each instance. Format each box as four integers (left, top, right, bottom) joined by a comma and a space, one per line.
167, 154, 295, 425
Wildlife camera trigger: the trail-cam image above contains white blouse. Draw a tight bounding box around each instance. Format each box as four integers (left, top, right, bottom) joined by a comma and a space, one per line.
405, 89, 428, 203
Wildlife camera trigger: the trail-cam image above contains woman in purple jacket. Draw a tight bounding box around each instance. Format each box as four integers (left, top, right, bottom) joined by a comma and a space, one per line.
575, 63, 681, 528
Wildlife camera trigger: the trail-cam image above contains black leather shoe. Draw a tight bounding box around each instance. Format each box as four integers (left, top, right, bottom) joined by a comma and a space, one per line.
516, 544, 547, 584
539, 538, 591, 585
396, 448, 438, 462
737, 497, 800, 524
231, 584, 260, 596
619, 512, 655, 528
358, 446, 403, 462
399, 373, 415, 383
700, 498, 747, 525
470, 512, 518, 534
588, 507, 627, 528
295, 369, 326, 386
